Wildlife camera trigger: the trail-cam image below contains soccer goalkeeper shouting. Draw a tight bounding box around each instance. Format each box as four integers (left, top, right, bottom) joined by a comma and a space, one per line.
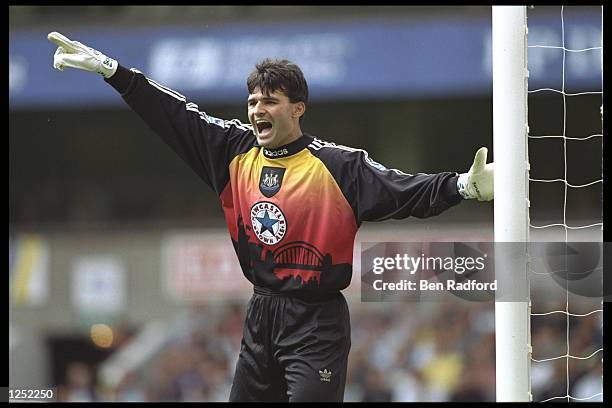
48, 31, 493, 402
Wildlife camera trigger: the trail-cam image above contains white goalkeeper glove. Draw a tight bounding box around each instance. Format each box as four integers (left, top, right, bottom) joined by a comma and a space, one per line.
457, 147, 494, 201
48, 31, 117, 78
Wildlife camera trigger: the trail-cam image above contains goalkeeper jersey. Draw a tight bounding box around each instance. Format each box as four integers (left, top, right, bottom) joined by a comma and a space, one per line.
106, 66, 463, 295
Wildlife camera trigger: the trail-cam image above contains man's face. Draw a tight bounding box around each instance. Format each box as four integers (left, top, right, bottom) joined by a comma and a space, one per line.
248, 87, 304, 149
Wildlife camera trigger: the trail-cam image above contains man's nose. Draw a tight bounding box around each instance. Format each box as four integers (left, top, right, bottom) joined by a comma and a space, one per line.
254, 104, 265, 115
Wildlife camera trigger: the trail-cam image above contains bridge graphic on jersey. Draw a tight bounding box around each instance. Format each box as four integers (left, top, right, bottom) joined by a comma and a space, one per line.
272, 241, 332, 271
234, 215, 343, 287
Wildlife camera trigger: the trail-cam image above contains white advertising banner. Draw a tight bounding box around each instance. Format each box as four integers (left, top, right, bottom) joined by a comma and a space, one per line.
71, 255, 126, 314
162, 231, 252, 302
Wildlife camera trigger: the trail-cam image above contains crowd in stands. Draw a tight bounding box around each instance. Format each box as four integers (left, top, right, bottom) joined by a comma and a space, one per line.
55, 293, 602, 402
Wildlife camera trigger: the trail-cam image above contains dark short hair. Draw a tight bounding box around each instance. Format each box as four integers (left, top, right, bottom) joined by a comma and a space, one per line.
247, 58, 309, 105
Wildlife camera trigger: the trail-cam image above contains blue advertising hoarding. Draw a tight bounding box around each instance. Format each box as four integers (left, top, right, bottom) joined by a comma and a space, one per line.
9, 10, 602, 110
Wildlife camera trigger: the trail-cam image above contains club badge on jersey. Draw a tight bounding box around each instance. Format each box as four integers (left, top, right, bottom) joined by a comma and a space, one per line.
259, 166, 286, 198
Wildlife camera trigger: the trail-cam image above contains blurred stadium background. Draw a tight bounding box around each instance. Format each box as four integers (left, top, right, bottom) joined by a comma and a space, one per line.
9, 6, 602, 402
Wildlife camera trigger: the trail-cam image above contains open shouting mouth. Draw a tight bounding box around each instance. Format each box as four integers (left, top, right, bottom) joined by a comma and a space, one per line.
256, 119, 273, 137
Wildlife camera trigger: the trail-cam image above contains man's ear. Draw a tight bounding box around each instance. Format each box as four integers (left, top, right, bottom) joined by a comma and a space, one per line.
293, 102, 306, 119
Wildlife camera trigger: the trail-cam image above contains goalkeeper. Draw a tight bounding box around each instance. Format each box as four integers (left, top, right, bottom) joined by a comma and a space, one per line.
48, 32, 494, 402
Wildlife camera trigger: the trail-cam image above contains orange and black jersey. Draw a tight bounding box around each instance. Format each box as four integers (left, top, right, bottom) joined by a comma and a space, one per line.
106, 66, 463, 295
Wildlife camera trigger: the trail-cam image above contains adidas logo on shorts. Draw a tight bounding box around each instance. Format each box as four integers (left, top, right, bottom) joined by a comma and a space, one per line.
319, 369, 332, 382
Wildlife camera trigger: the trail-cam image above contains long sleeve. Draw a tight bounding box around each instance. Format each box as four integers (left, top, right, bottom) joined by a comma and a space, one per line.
308, 138, 462, 225
105, 65, 256, 195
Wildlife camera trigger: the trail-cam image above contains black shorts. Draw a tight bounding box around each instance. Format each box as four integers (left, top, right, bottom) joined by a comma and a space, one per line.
229, 286, 351, 402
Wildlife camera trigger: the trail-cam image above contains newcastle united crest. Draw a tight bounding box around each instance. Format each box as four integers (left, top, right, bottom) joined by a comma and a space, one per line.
259, 166, 286, 198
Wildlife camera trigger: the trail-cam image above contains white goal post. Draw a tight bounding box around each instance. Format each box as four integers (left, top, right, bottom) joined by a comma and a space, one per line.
492, 6, 531, 402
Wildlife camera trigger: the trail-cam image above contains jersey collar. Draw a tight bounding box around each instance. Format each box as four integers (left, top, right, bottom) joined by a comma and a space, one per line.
261, 134, 313, 159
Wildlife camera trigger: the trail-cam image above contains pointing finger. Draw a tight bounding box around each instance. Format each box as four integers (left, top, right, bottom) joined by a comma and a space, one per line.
48, 32, 76, 52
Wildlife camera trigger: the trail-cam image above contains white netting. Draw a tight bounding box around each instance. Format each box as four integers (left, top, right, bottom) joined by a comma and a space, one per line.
527, 5, 603, 403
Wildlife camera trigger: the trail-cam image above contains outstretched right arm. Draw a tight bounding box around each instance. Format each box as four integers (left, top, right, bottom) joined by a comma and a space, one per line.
48, 32, 255, 195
